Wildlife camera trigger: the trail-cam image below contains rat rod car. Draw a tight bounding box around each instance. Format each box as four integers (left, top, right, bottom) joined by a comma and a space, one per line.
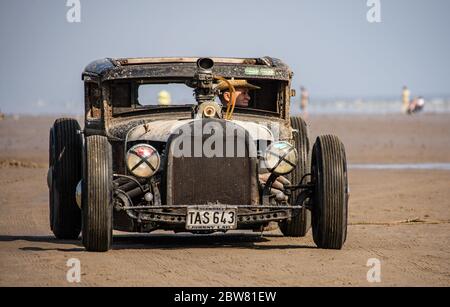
47, 56, 349, 252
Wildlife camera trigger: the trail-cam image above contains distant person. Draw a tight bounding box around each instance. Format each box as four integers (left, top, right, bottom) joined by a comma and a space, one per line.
158, 90, 172, 106
416, 96, 425, 112
407, 96, 425, 114
402, 86, 410, 113
300, 86, 309, 118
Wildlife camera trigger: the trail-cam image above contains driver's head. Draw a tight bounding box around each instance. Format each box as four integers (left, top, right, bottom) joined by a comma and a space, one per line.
220, 87, 251, 107
217, 79, 260, 108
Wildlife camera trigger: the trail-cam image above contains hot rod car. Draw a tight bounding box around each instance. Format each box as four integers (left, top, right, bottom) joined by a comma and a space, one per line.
47, 56, 349, 252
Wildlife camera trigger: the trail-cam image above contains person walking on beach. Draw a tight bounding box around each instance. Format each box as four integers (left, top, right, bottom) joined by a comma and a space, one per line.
157, 90, 172, 106
402, 86, 410, 113
300, 86, 309, 118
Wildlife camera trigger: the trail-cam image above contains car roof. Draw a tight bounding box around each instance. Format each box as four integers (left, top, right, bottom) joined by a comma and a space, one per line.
82, 57, 292, 82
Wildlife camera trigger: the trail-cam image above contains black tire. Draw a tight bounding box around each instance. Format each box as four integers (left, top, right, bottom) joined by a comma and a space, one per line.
49, 128, 54, 230
49, 118, 82, 239
311, 135, 348, 249
279, 116, 311, 237
82, 135, 113, 252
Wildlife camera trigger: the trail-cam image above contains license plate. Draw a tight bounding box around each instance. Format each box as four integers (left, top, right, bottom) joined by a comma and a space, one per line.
186, 207, 237, 230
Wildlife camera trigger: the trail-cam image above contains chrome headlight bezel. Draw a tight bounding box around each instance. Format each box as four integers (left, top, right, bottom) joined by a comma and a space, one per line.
263, 141, 298, 175
126, 144, 161, 178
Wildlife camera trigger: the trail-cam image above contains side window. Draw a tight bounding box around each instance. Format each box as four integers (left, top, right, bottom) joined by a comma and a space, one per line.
111, 83, 132, 107
85, 82, 101, 120
249, 80, 279, 113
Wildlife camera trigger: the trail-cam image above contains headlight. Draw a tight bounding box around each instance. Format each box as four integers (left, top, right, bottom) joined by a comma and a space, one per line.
264, 141, 298, 175
126, 144, 160, 178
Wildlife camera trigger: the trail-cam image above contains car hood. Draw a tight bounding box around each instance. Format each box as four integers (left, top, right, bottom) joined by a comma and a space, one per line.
127, 119, 275, 143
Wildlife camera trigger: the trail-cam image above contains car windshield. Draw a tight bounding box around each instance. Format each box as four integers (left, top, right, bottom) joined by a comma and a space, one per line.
110, 79, 283, 116
138, 83, 195, 106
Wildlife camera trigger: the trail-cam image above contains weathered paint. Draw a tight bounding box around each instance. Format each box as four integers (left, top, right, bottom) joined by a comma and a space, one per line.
80, 56, 300, 234
127, 119, 276, 143
82, 57, 291, 82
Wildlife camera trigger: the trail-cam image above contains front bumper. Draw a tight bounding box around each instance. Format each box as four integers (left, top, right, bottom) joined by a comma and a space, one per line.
119, 204, 302, 227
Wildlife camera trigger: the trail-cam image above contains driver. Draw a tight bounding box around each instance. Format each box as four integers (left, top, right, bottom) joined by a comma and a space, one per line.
216, 79, 260, 107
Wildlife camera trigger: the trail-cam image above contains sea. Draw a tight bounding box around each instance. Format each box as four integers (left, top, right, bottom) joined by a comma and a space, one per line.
292, 97, 450, 115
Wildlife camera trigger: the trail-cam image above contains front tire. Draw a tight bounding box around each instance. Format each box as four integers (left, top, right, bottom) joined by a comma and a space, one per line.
279, 116, 311, 237
82, 135, 113, 252
49, 118, 82, 239
311, 135, 348, 249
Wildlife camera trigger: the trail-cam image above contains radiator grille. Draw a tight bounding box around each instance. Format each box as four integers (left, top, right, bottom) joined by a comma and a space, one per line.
166, 119, 259, 206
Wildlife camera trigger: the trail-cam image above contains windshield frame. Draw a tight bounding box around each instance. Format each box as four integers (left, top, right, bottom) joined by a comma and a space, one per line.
106, 78, 284, 118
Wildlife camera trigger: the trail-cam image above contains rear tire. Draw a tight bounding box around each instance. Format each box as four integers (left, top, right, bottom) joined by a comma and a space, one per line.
311, 135, 348, 249
49, 118, 82, 239
49, 128, 54, 230
82, 135, 113, 252
279, 116, 311, 237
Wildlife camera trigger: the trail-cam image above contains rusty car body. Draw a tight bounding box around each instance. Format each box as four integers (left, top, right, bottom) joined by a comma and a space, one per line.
47, 56, 349, 251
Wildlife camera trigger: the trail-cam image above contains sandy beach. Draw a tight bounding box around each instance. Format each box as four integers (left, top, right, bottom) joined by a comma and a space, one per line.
0, 113, 449, 286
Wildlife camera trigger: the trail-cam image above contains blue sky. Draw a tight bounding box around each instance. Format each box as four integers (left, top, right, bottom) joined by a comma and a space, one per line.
0, 0, 449, 114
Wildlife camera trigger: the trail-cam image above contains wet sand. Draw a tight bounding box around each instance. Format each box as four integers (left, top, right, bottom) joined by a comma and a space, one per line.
0, 114, 449, 286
